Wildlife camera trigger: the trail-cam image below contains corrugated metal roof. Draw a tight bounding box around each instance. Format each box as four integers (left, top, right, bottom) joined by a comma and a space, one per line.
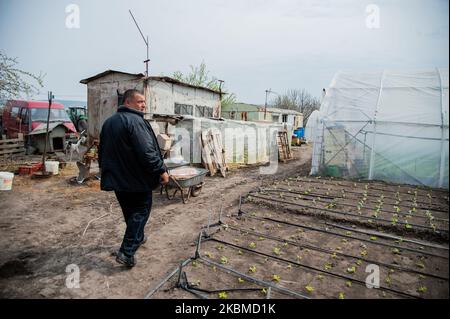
79, 70, 145, 84
80, 70, 222, 95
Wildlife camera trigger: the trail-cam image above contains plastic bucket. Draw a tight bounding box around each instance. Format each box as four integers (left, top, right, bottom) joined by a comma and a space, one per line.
0, 172, 14, 191
45, 161, 60, 175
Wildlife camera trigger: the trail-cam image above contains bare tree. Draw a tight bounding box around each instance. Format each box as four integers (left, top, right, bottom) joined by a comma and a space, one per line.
172, 61, 237, 109
0, 51, 44, 100
271, 88, 320, 123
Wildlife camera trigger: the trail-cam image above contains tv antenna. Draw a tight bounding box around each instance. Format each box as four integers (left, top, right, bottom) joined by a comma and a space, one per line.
129, 9, 150, 76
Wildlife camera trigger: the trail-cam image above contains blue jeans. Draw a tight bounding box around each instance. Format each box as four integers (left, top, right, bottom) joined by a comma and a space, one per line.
115, 191, 152, 257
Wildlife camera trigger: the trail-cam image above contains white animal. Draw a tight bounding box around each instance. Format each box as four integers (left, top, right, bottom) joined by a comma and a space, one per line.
66, 135, 87, 161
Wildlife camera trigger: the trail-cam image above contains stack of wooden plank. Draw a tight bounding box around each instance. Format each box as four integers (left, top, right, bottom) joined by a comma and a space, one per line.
201, 129, 227, 177
0, 134, 25, 157
277, 131, 293, 162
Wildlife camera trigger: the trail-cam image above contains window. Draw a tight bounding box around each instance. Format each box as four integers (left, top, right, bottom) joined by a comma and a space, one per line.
31, 108, 70, 122
282, 114, 288, 123
174, 103, 193, 116
11, 106, 20, 117
20, 108, 29, 124
195, 105, 213, 118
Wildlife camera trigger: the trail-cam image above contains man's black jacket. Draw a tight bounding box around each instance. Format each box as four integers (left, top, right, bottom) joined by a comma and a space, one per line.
98, 106, 166, 192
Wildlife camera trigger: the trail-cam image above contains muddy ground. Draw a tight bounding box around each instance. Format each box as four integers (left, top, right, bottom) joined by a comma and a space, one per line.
0, 146, 312, 298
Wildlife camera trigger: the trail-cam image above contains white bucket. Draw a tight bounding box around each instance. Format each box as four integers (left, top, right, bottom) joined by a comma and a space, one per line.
0, 172, 14, 191
45, 161, 60, 175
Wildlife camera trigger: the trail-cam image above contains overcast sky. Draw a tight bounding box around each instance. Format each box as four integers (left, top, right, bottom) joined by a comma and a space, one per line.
1, 0, 448, 104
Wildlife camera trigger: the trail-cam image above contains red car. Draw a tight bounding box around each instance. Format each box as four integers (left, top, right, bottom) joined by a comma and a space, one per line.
2, 99, 77, 147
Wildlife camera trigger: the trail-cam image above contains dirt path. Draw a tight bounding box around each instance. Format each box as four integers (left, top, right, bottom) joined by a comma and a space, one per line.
0, 146, 312, 298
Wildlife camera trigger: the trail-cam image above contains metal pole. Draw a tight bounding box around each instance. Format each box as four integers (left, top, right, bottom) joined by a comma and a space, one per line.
41, 91, 53, 173
264, 89, 269, 120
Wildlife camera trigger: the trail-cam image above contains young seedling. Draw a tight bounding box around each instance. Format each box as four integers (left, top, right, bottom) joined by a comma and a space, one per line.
272, 274, 281, 282
370, 236, 377, 241
305, 285, 315, 293
273, 247, 281, 256
347, 266, 356, 274
392, 248, 401, 255
261, 288, 267, 295
204, 251, 212, 258
249, 265, 257, 273
220, 256, 228, 264
324, 262, 333, 270
218, 292, 228, 299
192, 261, 198, 267
248, 242, 256, 249
317, 274, 324, 280
237, 278, 245, 283
346, 281, 352, 288
417, 286, 428, 294
338, 292, 345, 299
416, 262, 425, 269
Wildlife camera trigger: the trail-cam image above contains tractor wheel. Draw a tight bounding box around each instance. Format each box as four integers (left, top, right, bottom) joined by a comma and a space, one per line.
77, 119, 88, 133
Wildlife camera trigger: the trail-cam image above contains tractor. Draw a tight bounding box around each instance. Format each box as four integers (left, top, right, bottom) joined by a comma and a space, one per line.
67, 106, 88, 134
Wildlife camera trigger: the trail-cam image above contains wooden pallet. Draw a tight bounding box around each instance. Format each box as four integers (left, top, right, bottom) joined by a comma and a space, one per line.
0, 134, 25, 156
277, 131, 292, 162
201, 129, 227, 177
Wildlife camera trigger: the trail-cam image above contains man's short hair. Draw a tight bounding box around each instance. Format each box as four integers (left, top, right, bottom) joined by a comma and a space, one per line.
123, 89, 143, 103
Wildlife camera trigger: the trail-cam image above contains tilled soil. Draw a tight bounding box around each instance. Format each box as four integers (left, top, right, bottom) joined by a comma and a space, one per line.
0, 146, 312, 298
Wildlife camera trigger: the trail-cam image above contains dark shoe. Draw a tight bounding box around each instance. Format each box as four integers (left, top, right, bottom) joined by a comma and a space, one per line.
115, 251, 136, 268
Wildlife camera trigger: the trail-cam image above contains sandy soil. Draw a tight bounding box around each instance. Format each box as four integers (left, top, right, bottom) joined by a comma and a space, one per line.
0, 146, 312, 298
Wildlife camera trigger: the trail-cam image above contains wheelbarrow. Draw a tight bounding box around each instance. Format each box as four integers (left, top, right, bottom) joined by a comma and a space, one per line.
161, 167, 208, 204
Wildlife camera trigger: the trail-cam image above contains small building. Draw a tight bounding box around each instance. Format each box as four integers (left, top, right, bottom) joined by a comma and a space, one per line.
222, 103, 303, 129
80, 70, 222, 141
268, 107, 304, 129
28, 123, 68, 153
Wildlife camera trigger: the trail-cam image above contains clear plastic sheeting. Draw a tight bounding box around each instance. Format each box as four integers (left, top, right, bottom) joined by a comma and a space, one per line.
305, 110, 321, 142
310, 68, 449, 189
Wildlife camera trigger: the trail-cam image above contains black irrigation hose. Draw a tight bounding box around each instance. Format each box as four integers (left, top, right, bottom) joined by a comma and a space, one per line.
288, 178, 449, 204
208, 237, 420, 299
247, 193, 449, 234
144, 257, 193, 299
285, 187, 449, 215
290, 177, 449, 196
260, 188, 449, 223
280, 182, 448, 213
198, 256, 310, 299
180, 270, 263, 295
238, 209, 449, 260
223, 224, 449, 281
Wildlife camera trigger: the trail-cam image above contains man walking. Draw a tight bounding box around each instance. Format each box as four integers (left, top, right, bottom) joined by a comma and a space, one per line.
99, 89, 169, 268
